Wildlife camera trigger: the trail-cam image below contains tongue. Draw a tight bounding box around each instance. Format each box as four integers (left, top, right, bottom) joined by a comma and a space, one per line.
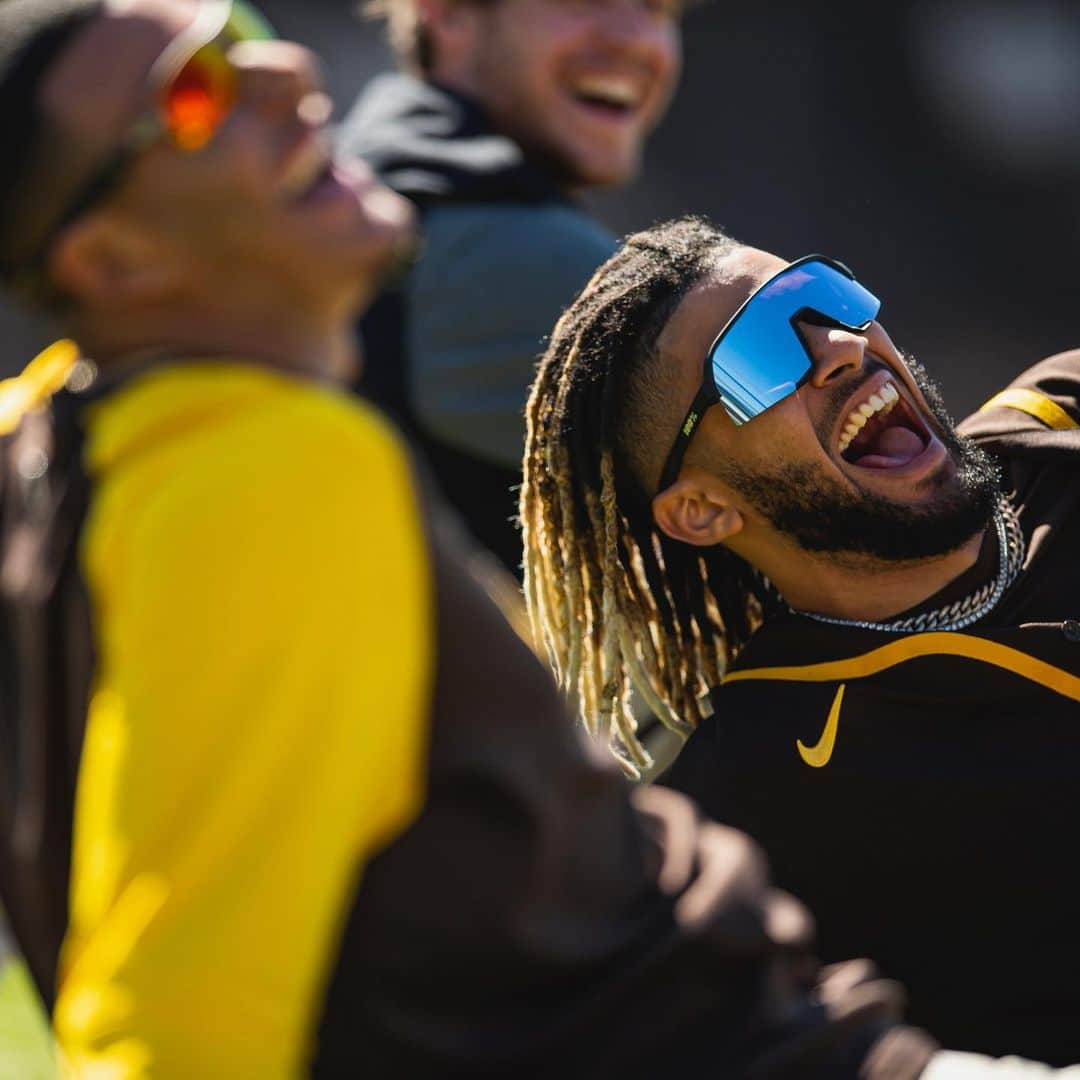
854, 425, 925, 468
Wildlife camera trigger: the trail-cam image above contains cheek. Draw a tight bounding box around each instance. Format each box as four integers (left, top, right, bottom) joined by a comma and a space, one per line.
494, 14, 595, 95
650, 27, 682, 104
777, 392, 821, 445
473, 39, 545, 116
131, 146, 264, 224
742, 399, 834, 473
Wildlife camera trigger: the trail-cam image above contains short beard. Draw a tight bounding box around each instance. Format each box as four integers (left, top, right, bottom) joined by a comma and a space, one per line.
721, 353, 1002, 563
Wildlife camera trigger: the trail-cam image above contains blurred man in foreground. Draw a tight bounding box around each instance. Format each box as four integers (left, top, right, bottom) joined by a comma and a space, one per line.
523, 216, 1080, 1064
0, 0, 941, 1075
343, 0, 682, 573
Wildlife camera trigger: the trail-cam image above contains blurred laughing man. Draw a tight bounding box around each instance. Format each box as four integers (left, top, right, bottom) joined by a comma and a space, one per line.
0, 1, 948, 1076
343, 0, 681, 573
523, 217, 1080, 1067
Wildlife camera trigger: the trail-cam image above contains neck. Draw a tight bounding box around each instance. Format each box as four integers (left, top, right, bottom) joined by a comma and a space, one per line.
751, 527, 988, 623
70, 299, 358, 385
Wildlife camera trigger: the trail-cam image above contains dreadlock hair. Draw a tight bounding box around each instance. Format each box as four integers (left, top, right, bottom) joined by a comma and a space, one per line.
521, 216, 781, 776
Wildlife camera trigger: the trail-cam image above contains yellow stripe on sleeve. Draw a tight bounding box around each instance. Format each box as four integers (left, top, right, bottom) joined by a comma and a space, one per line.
0, 339, 80, 435
978, 387, 1079, 430
723, 632, 1080, 704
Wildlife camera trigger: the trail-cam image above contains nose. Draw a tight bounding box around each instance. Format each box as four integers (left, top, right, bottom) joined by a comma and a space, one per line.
229, 40, 326, 121
797, 320, 867, 388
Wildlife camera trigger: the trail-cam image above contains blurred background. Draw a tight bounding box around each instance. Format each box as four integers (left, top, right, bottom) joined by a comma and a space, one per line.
3, 0, 1079, 416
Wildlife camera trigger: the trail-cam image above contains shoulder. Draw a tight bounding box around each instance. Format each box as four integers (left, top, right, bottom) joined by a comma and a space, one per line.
419, 202, 617, 283
409, 204, 616, 348
959, 349, 1080, 441
85, 364, 424, 572
234, 369, 413, 487
110, 363, 408, 480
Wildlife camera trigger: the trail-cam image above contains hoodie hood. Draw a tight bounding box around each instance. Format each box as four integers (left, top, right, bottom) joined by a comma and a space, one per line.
338, 72, 567, 206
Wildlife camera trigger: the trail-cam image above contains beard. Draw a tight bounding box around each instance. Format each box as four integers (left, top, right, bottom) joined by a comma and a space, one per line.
719, 353, 1002, 563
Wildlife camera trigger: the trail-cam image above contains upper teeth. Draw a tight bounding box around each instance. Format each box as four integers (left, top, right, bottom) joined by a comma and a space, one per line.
573, 76, 639, 108
837, 381, 900, 455
278, 135, 332, 200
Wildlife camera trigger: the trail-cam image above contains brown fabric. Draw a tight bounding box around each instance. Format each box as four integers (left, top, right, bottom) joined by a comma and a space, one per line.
0, 389, 93, 1008
956, 349, 1080, 461
313, 490, 936, 1076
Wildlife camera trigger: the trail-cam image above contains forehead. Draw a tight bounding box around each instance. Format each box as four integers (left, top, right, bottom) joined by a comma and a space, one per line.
39, 0, 198, 149
482, 0, 675, 32
656, 246, 788, 392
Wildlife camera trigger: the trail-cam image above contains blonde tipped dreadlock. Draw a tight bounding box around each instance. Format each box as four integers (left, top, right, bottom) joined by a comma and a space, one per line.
522, 217, 779, 776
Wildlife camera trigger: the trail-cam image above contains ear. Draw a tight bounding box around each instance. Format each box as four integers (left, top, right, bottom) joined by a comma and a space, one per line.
416, 0, 471, 36
416, 0, 483, 74
49, 212, 180, 308
652, 471, 744, 548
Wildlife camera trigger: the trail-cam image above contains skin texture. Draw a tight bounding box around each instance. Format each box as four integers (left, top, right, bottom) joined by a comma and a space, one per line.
420, 0, 681, 188
41, 0, 417, 381
651, 247, 992, 622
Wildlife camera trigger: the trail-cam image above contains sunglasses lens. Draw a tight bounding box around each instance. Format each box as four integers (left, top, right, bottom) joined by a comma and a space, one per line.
163, 45, 235, 151
709, 260, 881, 424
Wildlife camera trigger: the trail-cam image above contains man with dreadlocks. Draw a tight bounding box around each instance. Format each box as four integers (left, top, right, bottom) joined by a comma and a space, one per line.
523, 216, 1080, 1067
0, 2, 951, 1075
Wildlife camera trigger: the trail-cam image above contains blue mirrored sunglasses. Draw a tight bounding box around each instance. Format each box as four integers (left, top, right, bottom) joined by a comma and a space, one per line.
656, 254, 881, 493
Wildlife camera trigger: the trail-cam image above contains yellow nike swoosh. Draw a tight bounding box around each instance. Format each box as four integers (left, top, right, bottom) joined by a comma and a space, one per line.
797, 684, 846, 768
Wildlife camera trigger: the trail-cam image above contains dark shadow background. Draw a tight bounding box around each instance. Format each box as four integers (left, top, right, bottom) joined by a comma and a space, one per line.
4, 0, 1078, 419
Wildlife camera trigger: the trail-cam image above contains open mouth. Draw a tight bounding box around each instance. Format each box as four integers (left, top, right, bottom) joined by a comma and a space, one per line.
837, 379, 932, 469
569, 75, 641, 118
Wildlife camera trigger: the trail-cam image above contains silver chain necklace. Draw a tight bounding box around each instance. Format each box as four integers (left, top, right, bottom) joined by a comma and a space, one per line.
791, 496, 1024, 634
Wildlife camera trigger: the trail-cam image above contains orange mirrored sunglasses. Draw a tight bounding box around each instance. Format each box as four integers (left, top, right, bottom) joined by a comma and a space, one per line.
31, 0, 274, 268
161, 31, 238, 152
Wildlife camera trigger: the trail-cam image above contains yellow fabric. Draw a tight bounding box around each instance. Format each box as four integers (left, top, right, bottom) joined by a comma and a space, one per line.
978, 387, 1079, 430
724, 632, 1080, 704
55, 363, 433, 1078
0, 339, 79, 435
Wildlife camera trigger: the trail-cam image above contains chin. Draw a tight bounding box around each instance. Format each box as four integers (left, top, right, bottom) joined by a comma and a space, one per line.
580, 162, 636, 188
569, 149, 640, 188
534, 134, 642, 190
347, 194, 418, 273
333, 225, 419, 320
361, 184, 417, 236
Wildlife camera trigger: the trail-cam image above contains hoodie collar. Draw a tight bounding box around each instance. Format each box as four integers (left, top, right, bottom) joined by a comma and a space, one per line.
338, 72, 568, 206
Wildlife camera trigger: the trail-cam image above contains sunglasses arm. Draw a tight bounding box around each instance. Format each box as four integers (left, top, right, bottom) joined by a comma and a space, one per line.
657, 383, 716, 494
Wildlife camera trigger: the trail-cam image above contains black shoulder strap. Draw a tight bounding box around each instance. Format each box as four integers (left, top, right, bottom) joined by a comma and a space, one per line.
0, 388, 94, 1009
